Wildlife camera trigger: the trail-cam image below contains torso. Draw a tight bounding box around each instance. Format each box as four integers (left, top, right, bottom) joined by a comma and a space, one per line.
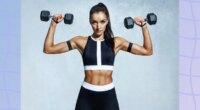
84, 70, 113, 85
75, 36, 121, 85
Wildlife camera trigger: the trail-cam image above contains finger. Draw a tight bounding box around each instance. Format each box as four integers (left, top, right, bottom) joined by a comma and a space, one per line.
57, 16, 62, 20
134, 17, 140, 20
52, 16, 58, 21
134, 19, 141, 25
134, 17, 140, 23
53, 14, 61, 18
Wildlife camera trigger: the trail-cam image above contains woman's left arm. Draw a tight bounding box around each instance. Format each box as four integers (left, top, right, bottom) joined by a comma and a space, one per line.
115, 17, 153, 56
137, 16, 153, 55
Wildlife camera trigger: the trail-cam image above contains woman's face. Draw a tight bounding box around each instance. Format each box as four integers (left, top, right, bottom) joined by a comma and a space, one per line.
90, 11, 108, 36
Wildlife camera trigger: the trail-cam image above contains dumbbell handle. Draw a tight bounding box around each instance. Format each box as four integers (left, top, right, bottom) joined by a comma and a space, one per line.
131, 18, 147, 22
49, 15, 54, 18
49, 15, 62, 19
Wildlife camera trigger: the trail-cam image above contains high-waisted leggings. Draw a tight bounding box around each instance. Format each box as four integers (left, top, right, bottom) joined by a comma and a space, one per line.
75, 82, 120, 110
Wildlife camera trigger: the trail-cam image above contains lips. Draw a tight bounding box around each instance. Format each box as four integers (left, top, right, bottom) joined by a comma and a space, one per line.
97, 30, 102, 33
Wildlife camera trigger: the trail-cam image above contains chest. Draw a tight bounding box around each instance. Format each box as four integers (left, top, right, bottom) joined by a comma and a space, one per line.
82, 40, 115, 66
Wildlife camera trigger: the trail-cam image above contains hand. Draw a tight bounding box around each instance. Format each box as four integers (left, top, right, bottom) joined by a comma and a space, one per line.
134, 17, 146, 27
52, 14, 63, 24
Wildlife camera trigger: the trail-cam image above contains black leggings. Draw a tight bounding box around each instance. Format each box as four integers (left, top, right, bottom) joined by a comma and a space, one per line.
75, 86, 120, 110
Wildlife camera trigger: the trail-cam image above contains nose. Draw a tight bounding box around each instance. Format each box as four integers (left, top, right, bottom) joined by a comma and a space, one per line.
97, 23, 101, 29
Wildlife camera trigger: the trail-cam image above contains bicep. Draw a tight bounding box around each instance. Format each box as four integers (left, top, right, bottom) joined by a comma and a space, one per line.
45, 36, 79, 54
130, 43, 149, 55
45, 41, 68, 54
117, 37, 147, 55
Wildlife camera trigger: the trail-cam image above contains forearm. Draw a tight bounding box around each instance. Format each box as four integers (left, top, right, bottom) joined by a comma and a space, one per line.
43, 20, 57, 52
141, 24, 153, 54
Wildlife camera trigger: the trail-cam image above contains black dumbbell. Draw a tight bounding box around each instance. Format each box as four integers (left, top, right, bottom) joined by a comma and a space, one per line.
124, 13, 157, 29
40, 10, 73, 24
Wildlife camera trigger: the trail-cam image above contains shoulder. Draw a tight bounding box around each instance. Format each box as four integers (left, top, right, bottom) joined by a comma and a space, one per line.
71, 35, 87, 41
70, 35, 89, 48
114, 36, 130, 51
114, 36, 128, 46
114, 36, 128, 43
70, 35, 88, 43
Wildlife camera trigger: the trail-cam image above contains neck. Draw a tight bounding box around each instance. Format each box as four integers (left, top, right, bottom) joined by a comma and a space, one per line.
92, 33, 104, 40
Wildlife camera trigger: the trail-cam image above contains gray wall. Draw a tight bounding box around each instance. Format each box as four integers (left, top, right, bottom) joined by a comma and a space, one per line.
21, 0, 179, 110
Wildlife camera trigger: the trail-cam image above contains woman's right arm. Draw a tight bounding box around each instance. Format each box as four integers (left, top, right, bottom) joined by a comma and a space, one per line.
43, 14, 79, 54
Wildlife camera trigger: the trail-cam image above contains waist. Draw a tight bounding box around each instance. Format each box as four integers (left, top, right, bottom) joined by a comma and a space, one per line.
82, 81, 115, 92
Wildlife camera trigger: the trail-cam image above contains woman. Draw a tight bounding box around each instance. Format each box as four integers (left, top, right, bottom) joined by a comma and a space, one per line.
43, 2, 152, 110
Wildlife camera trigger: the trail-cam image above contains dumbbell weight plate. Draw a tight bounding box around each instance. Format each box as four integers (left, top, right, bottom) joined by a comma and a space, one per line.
40, 10, 50, 21
64, 13, 73, 24
146, 13, 157, 25
124, 17, 134, 29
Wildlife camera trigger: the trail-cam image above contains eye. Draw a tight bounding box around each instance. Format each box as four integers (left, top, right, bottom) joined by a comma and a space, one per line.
91, 21, 97, 25
101, 20, 106, 23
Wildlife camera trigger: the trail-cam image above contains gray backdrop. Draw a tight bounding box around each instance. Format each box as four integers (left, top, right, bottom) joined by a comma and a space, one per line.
21, 0, 178, 110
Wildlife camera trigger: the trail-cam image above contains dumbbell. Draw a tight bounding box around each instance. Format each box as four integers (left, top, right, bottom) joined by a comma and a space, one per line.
124, 13, 157, 29
40, 10, 73, 24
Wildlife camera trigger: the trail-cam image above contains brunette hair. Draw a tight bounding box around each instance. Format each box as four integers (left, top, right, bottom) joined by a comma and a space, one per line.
90, 3, 115, 50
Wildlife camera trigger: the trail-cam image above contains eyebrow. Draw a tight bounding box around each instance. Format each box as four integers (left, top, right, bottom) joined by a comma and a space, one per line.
91, 19, 107, 22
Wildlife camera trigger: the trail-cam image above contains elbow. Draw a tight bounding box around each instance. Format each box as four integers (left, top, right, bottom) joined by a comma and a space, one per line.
142, 49, 153, 56
142, 46, 153, 56
146, 50, 153, 56
43, 47, 53, 54
43, 48, 49, 54
146, 52, 153, 56
43, 50, 49, 54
